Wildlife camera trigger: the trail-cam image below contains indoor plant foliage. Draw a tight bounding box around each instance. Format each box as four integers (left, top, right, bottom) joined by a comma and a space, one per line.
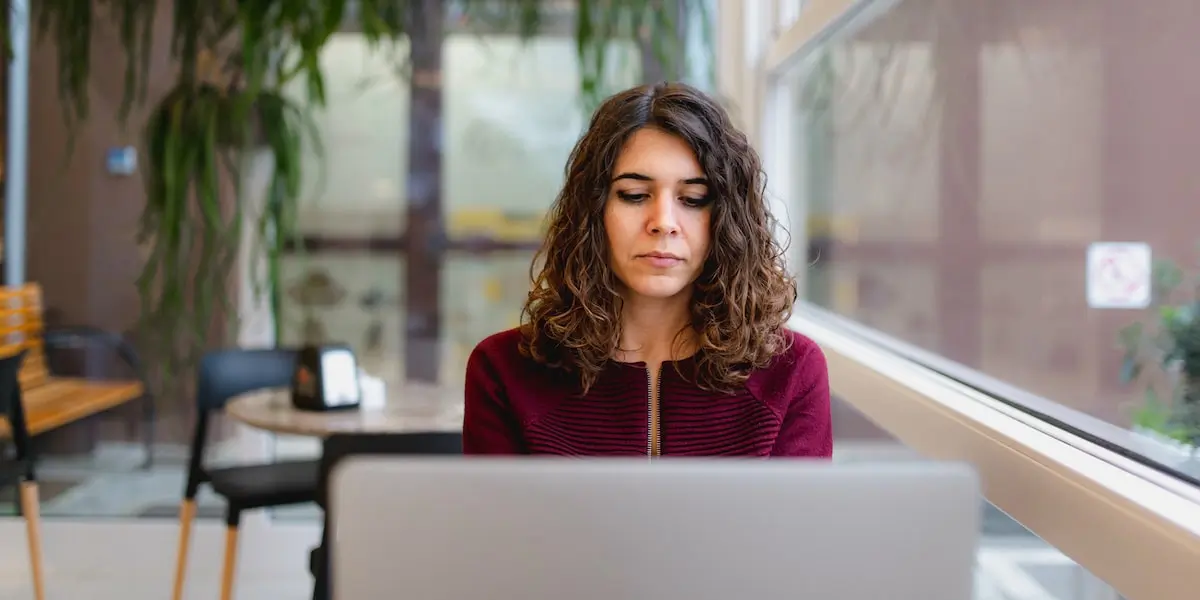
28, 0, 704, 388
1118, 257, 1200, 449
35, 0, 343, 383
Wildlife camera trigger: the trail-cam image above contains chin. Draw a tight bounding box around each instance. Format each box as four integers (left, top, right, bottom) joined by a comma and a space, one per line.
624, 276, 691, 300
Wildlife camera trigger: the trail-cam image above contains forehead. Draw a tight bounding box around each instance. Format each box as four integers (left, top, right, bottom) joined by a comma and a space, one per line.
613, 127, 704, 177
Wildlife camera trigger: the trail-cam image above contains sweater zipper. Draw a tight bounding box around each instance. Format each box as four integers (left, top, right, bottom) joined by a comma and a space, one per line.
647, 366, 662, 459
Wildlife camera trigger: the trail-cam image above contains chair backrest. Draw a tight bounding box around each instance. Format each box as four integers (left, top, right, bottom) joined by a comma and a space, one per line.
0, 284, 48, 390
184, 348, 298, 497
319, 432, 463, 507
195, 348, 298, 413
0, 350, 32, 478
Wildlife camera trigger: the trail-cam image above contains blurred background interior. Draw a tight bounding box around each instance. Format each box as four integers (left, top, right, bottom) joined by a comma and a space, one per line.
2, 0, 1200, 599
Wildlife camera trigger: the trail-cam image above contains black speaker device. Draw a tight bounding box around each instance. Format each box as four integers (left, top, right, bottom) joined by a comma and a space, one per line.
291, 344, 363, 412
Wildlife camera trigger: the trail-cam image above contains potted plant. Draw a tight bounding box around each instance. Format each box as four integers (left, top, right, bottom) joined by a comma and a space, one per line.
1118, 257, 1200, 455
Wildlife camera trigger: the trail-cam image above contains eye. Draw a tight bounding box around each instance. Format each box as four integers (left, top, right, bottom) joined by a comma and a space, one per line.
683, 195, 713, 208
617, 191, 648, 203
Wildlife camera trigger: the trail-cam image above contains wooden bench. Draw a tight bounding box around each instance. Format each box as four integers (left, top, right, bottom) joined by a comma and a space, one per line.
0, 284, 151, 463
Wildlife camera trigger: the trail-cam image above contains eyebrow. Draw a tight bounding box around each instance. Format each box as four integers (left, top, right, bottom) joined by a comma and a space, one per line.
612, 172, 709, 186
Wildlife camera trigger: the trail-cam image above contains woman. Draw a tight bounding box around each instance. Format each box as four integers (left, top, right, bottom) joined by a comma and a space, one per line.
463, 82, 831, 458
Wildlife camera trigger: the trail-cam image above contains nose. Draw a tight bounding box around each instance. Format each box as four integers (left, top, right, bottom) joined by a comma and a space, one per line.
647, 196, 680, 236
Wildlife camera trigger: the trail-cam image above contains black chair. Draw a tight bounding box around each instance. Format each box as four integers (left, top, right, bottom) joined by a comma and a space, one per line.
42, 325, 156, 468
311, 432, 463, 600
172, 348, 320, 600
0, 351, 45, 600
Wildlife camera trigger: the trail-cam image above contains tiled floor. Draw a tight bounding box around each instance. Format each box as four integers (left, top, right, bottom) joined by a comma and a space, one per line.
0, 519, 321, 599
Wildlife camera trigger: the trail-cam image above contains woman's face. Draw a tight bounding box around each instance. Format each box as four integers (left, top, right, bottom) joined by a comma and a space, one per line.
604, 127, 712, 302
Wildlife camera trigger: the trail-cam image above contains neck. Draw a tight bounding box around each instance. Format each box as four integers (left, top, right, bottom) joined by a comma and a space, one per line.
616, 291, 696, 365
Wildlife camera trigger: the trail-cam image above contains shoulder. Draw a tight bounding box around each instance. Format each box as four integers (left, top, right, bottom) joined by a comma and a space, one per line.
753, 328, 827, 383
780, 329, 827, 376
467, 327, 531, 378
745, 329, 829, 415
470, 327, 524, 361
466, 327, 568, 394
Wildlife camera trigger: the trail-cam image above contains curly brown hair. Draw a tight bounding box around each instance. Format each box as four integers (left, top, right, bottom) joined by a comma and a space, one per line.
519, 82, 797, 393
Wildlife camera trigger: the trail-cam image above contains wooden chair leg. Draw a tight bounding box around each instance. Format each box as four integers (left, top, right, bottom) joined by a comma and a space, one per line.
220, 524, 241, 600
18, 481, 46, 600
172, 499, 197, 600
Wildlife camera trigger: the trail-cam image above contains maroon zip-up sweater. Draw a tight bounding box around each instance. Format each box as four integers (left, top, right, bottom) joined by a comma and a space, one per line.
463, 328, 832, 458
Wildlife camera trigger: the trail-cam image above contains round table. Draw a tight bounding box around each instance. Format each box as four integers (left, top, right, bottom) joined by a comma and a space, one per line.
225, 383, 464, 436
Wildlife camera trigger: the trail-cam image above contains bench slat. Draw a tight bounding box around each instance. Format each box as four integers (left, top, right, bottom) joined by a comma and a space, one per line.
0, 283, 49, 389
0, 380, 148, 438
0, 379, 147, 437
0, 283, 146, 441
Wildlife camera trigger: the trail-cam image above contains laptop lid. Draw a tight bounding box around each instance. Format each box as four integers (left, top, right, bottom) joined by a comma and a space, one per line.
331, 458, 980, 600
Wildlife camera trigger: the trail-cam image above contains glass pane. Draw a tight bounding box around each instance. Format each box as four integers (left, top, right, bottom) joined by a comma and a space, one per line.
444, 34, 639, 228
295, 34, 410, 237
785, 0, 1200, 480
279, 253, 405, 381
442, 252, 535, 379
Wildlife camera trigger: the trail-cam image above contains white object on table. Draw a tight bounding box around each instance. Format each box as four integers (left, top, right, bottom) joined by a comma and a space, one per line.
359, 370, 386, 410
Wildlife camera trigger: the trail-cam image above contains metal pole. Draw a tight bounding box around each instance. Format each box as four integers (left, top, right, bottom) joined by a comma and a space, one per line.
4, 0, 30, 285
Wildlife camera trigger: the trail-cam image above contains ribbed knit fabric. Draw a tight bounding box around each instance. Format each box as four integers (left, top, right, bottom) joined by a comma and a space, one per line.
463, 328, 832, 458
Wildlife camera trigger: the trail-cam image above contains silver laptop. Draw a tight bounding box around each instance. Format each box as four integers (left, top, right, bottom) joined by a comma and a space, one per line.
331, 458, 980, 600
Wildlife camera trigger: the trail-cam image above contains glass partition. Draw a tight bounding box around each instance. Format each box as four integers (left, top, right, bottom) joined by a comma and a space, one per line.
780, 0, 1200, 484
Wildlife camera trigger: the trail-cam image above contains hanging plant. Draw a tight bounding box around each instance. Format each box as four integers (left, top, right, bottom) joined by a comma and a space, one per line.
32, 0, 349, 385
136, 81, 318, 370
25, 0, 709, 393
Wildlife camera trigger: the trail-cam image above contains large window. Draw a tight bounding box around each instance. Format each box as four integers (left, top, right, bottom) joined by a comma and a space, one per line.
778, 0, 1200, 480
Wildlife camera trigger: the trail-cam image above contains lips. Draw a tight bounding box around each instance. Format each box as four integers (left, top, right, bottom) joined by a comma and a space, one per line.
637, 252, 683, 268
